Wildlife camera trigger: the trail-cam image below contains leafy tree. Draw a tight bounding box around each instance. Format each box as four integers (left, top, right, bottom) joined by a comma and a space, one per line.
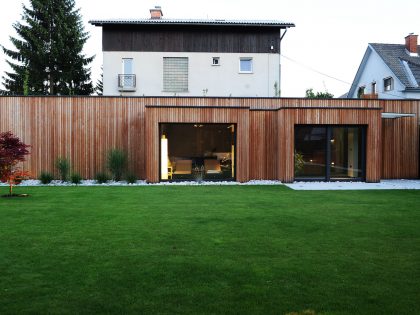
1, 0, 93, 95
0, 131, 31, 196
305, 88, 334, 99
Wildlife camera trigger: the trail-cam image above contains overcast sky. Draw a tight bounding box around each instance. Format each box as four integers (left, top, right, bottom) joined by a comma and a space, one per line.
0, 0, 419, 97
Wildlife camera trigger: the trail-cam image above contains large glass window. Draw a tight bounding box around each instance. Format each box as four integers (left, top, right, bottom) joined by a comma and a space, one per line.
294, 127, 327, 178
160, 123, 236, 181
295, 125, 365, 181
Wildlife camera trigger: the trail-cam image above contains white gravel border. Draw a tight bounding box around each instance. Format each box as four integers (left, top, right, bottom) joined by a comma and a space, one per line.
1, 179, 420, 190
284, 179, 420, 190
0, 179, 282, 187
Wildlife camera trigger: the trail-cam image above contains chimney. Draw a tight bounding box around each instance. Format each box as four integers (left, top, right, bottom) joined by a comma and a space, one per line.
405, 33, 418, 55
150, 6, 163, 19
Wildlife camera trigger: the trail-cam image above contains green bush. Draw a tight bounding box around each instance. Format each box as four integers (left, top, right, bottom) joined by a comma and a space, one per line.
55, 157, 70, 181
107, 149, 127, 181
70, 173, 82, 185
95, 172, 109, 184
126, 173, 137, 184
38, 171, 54, 184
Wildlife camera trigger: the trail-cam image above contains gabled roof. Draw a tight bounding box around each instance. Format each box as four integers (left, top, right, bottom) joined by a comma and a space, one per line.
370, 43, 420, 88
89, 18, 295, 28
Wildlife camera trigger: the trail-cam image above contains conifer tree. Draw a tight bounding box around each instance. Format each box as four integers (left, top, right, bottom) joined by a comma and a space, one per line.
95, 66, 103, 95
1, 0, 93, 95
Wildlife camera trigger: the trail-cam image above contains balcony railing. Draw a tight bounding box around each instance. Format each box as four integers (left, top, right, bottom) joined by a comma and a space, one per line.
118, 74, 136, 91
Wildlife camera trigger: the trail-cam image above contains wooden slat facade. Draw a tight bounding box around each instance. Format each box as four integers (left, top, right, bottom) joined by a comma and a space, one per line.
0, 96, 419, 182
0, 97, 146, 179
381, 100, 420, 179
145, 105, 250, 182
278, 107, 382, 182
102, 25, 281, 53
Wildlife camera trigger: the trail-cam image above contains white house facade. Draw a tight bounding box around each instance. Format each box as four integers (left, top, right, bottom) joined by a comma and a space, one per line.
90, 7, 294, 97
348, 34, 420, 99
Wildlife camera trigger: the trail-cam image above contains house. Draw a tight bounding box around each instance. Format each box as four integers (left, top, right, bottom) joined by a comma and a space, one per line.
348, 34, 420, 99
89, 7, 294, 97
0, 96, 418, 183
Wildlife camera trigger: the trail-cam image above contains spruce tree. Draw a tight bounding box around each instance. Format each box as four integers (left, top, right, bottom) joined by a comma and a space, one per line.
95, 66, 103, 95
1, 0, 93, 95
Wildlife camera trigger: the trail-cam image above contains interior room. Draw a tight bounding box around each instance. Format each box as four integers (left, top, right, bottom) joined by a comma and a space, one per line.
159, 123, 236, 181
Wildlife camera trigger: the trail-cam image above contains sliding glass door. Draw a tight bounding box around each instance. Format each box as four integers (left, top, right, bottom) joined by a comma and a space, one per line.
295, 125, 366, 181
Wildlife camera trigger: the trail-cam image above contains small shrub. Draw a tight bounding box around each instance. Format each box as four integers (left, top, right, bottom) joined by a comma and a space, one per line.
126, 173, 137, 184
95, 172, 109, 184
38, 171, 54, 184
55, 157, 70, 181
70, 173, 82, 185
107, 149, 127, 181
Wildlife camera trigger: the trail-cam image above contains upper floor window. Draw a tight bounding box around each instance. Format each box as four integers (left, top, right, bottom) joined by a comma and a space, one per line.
163, 57, 189, 92
119, 58, 136, 90
384, 77, 393, 91
122, 58, 133, 74
212, 57, 220, 66
239, 58, 253, 73
371, 81, 376, 94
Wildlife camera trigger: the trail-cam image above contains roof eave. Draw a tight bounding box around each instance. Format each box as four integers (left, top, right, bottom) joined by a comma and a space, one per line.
348, 46, 372, 97
89, 20, 295, 28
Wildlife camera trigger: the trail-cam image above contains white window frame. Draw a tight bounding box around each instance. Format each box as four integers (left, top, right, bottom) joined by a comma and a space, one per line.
239, 57, 253, 73
371, 81, 376, 94
383, 77, 393, 92
212, 57, 220, 66
119, 58, 135, 91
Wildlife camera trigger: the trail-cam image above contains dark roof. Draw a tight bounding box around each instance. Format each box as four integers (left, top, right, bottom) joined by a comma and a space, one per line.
370, 43, 420, 88
89, 18, 295, 28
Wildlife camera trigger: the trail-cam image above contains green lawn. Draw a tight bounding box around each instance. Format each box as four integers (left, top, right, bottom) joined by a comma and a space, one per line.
0, 186, 419, 315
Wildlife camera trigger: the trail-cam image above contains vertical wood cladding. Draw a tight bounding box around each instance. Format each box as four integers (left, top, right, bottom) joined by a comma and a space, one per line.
0, 97, 146, 180
0, 97, 419, 182
146, 106, 250, 183
381, 100, 419, 179
277, 107, 382, 183
103, 25, 280, 53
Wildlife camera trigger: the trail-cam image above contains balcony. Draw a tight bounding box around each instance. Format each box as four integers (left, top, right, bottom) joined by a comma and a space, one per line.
118, 74, 136, 92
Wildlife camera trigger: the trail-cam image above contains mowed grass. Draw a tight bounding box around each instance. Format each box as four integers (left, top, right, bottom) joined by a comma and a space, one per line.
0, 186, 419, 315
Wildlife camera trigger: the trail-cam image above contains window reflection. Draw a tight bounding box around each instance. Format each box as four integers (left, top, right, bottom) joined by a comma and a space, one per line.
295, 126, 365, 181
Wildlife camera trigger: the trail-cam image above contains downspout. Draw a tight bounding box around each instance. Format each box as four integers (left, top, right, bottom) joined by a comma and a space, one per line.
279, 28, 288, 97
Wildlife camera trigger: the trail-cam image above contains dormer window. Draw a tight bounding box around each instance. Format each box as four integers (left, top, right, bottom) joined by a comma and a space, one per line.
384, 77, 393, 91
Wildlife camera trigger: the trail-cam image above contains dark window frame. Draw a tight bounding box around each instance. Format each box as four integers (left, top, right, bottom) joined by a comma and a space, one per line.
383, 77, 393, 92
158, 122, 237, 182
294, 124, 367, 182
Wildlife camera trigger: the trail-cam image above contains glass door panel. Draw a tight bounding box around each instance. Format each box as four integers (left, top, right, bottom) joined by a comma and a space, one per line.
330, 127, 363, 179
295, 126, 327, 179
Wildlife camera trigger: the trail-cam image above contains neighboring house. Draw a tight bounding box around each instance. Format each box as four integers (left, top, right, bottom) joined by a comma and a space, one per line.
348, 34, 420, 99
90, 7, 294, 97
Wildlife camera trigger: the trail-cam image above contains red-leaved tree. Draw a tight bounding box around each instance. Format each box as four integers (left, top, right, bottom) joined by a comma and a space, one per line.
0, 131, 31, 196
